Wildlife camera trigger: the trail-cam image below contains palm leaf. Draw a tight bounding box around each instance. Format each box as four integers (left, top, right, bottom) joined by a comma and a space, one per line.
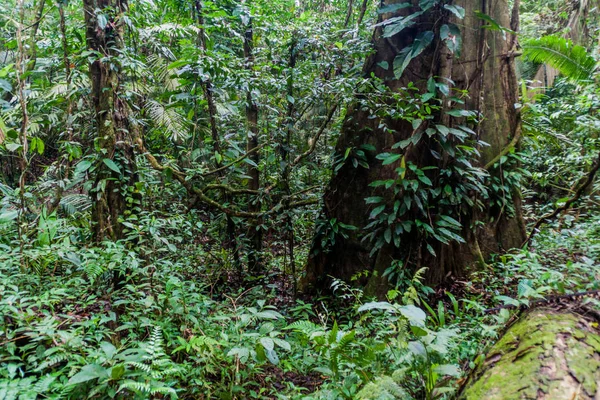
522, 35, 596, 81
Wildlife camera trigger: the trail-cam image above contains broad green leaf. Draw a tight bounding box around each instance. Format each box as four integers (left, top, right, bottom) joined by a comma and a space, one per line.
398, 305, 427, 326
443, 4, 465, 19
67, 364, 108, 386
260, 337, 274, 351
102, 159, 121, 174
358, 301, 396, 312
378, 2, 411, 14
393, 31, 434, 78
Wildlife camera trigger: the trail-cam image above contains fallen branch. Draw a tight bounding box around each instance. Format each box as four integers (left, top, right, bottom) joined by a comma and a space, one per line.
522, 149, 600, 247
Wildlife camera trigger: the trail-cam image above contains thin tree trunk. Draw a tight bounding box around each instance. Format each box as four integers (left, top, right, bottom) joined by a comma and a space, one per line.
243, 11, 263, 274
357, 0, 369, 26
50, 3, 74, 213
283, 39, 297, 294
344, 0, 354, 28
25, 0, 46, 73
194, 0, 241, 272
15, 0, 30, 271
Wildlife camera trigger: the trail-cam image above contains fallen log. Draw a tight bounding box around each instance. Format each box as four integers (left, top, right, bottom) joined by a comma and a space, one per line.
459, 306, 600, 399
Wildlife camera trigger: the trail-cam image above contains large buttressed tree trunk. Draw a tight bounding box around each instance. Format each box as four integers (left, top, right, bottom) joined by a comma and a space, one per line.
84, 0, 138, 241
303, 0, 526, 294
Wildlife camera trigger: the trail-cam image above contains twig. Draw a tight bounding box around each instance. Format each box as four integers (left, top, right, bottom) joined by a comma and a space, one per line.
202, 144, 266, 177
522, 149, 600, 247
484, 289, 600, 314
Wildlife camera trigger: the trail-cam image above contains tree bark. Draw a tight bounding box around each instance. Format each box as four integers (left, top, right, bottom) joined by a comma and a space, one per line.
459, 308, 600, 399
303, 0, 526, 295
243, 12, 263, 274
84, 0, 139, 242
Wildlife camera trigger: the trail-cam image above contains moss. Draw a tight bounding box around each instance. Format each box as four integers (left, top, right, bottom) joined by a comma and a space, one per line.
461, 310, 600, 399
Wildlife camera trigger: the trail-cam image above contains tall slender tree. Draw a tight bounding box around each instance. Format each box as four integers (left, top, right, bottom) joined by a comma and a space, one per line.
303, 0, 527, 295
83, 0, 139, 242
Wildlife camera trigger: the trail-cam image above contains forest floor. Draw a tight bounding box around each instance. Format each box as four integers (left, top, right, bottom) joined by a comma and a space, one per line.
1, 212, 600, 399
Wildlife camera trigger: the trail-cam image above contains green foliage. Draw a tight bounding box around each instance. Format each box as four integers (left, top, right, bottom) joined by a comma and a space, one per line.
0, 0, 600, 398
523, 35, 597, 81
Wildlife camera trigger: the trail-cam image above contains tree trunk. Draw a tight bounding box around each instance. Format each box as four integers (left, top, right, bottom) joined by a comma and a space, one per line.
243, 13, 263, 274
303, 0, 526, 295
84, 0, 138, 242
459, 308, 600, 399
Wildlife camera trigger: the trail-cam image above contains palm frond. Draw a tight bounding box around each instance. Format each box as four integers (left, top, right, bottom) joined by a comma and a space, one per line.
59, 194, 92, 215
145, 100, 189, 142
522, 35, 597, 81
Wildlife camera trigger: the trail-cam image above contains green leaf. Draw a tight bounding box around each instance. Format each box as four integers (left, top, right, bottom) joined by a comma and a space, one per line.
418, 175, 432, 186
443, 4, 465, 19
67, 364, 108, 386
0, 210, 19, 223
419, 0, 436, 11
102, 159, 121, 174
365, 196, 384, 204
382, 12, 424, 38
358, 301, 396, 312
273, 338, 291, 351
398, 305, 427, 326
5, 143, 21, 152
378, 2, 411, 14
384, 227, 392, 243
260, 337, 274, 351
522, 35, 597, 81
382, 153, 403, 166
75, 160, 93, 174
440, 24, 462, 54
433, 364, 461, 377
393, 31, 434, 78
369, 205, 386, 219
411, 325, 428, 337
436, 125, 449, 136
266, 348, 279, 365
110, 364, 125, 380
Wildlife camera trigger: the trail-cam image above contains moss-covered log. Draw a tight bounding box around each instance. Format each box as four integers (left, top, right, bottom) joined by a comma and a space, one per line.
460, 308, 600, 399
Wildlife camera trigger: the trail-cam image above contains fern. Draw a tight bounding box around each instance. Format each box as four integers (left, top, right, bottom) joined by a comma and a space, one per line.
145, 100, 189, 142
522, 35, 597, 81
357, 376, 409, 399
59, 194, 91, 215
286, 320, 322, 334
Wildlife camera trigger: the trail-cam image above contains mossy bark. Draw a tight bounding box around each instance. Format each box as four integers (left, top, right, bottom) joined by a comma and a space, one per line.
303, 0, 526, 296
84, 0, 139, 242
460, 308, 600, 400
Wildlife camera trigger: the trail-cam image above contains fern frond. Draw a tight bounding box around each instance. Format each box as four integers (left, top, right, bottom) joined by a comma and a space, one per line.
59, 194, 92, 215
145, 100, 189, 142
522, 35, 597, 81
35, 353, 68, 371
286, 320, 322, 333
